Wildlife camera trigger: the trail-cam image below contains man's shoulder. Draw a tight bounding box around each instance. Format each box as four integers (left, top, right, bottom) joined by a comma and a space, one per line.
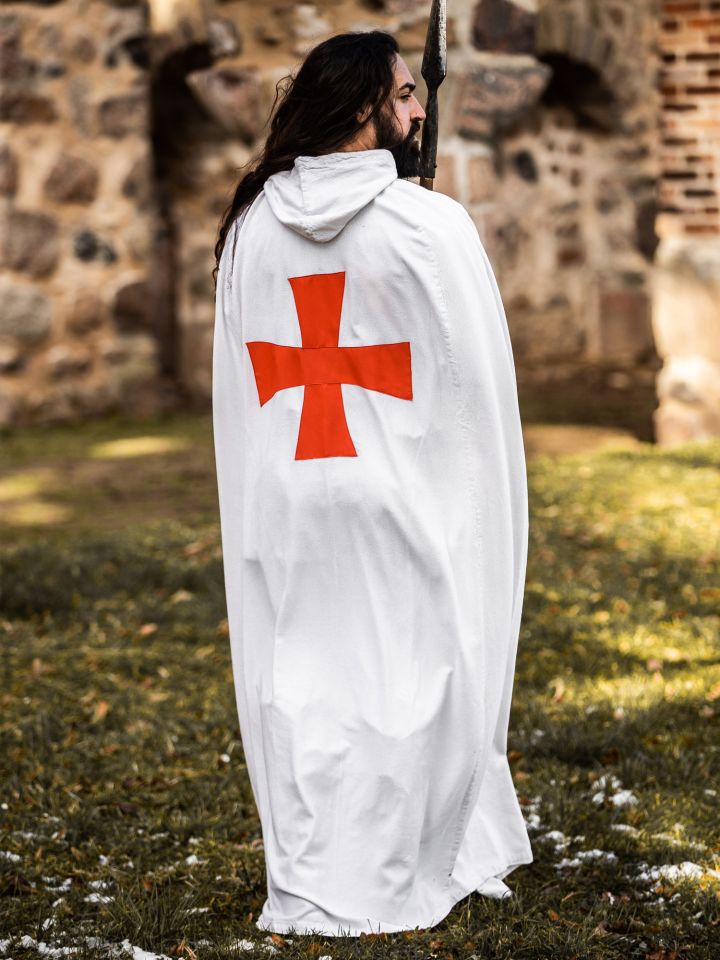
381, 178, 475, 236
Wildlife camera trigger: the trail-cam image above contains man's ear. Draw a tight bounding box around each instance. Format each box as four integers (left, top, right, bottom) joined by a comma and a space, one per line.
356, 103, 373, 125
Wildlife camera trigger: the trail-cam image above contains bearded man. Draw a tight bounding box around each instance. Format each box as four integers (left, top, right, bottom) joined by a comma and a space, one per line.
212, 29, 532, 938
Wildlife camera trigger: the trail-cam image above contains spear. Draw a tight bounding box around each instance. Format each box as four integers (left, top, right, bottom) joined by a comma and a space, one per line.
418, 0, 447, 190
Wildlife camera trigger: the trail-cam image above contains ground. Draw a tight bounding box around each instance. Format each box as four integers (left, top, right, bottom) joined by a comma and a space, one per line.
0, 413, 718, 960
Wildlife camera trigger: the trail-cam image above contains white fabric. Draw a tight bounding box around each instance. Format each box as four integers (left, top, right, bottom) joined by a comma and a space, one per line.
212, 148, 532, 937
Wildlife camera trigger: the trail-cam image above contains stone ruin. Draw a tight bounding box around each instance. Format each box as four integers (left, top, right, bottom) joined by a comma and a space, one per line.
0, 0, 718, 444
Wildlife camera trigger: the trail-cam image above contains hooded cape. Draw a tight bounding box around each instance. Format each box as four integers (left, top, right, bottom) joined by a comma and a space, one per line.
212, 148, 532, 937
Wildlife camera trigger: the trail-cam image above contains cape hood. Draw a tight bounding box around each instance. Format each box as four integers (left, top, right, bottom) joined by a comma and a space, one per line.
262, 148, 398, 243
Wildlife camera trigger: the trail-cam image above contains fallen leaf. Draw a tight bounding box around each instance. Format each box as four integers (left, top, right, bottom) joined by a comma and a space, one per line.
170, 589, 194, 604
92, 700, 110, 721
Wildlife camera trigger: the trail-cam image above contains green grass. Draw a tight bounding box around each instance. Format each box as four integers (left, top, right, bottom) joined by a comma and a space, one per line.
0, 415, 718, 959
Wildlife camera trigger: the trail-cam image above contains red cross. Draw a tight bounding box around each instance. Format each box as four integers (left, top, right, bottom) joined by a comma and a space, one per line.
245, 271, 413, 460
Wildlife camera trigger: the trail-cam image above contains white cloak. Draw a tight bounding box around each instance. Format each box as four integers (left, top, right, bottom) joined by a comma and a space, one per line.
212, 148, 532, 937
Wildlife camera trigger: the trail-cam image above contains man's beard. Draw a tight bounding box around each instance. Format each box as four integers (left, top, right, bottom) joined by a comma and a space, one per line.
373, 108, 422, 179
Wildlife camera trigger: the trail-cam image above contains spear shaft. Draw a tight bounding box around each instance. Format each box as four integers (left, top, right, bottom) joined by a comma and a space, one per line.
418, 0, 447, 191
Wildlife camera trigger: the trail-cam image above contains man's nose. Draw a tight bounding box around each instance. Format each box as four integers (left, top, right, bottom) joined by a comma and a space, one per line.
412, 97, 426, 122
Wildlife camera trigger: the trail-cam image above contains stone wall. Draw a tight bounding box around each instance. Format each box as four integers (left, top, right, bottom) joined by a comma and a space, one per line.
652, 0, 720, 443
165, 0, 663, 435
0, 0, 177, 429
1, 0, 665, 435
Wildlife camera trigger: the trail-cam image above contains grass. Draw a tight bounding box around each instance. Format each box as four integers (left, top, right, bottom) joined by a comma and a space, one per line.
0, 413, 718, 959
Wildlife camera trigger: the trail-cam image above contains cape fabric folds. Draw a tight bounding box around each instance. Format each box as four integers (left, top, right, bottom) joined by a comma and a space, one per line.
211, 148, 532, 937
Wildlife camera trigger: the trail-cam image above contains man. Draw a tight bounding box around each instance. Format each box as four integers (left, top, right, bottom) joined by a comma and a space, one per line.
212, 30, 532, 938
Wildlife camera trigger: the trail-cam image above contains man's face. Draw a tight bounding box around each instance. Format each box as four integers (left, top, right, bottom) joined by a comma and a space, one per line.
372, 55, 427, 178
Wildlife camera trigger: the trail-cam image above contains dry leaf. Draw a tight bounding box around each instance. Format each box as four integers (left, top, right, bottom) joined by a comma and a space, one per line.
147, 691, 171, 703
92, 700, 109, 721
32, 657, 52, 676
170, 589, 194, 604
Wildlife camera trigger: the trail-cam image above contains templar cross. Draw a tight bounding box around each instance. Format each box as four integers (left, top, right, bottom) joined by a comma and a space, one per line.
245, 271, 413, 460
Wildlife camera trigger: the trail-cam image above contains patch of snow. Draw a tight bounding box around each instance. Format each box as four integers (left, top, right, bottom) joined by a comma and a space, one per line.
556, 849, 618, 870
229, 939, 278, 953
40, 942, 78, 955
44, 878, 72, 892
0, 851, 21, 863
114, 939, 174, 960
84, 893, 113, 904
636, 861, 708, 883
89, 879, 113, 890
610, 823, 640, 835
184, 854, 204, 866
13, 937, 83, 957
591, 774, 638, 808
8, 940, 175, 960
593, 774, 622, 793
540, 830, 569, 852
521, 796, 542, 831
187, 907, 209, 914
610, 789, 638, 808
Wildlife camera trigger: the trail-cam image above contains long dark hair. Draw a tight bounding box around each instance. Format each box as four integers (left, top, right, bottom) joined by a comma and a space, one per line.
212, 30, 400, 295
